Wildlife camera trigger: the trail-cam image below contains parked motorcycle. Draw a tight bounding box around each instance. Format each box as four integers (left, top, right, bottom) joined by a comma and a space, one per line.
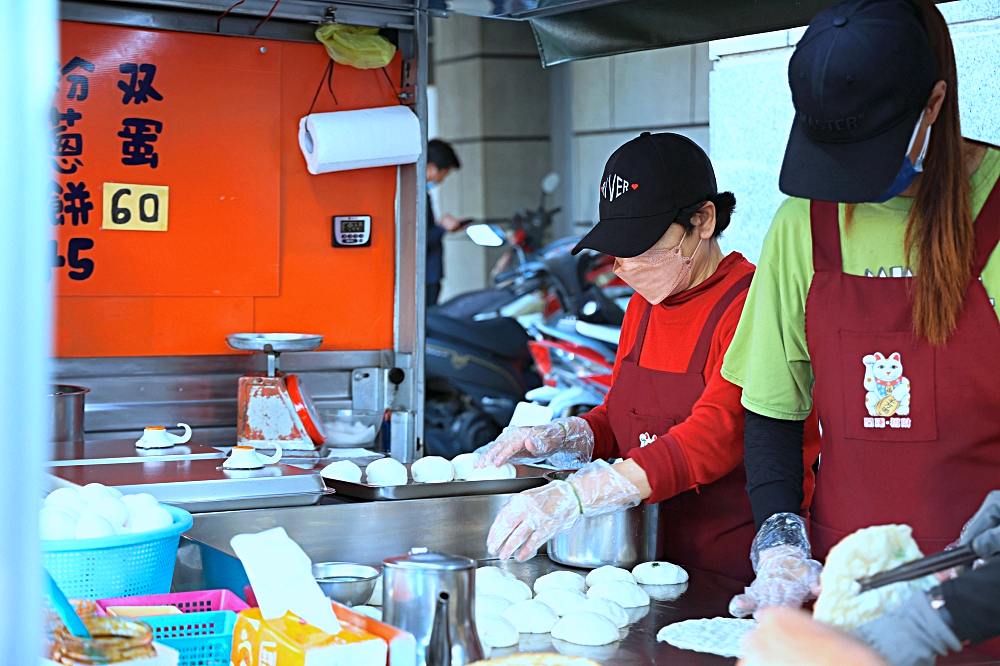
423, 175, 562, 457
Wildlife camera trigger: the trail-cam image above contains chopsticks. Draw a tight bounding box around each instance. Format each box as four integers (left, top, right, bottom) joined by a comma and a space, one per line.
856, 544, 978, 594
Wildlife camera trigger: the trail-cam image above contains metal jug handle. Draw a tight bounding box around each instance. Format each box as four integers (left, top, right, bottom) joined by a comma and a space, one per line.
261, 444, 283, 465
426, 592, 452, 666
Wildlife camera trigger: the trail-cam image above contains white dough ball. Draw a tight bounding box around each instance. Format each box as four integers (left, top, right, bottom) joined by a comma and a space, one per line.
320, 460, 363, 483
633, 561, 688, 585
411, 456, 455, 483
535, 589, 587, 617
476, 566, 517, 587
501, 599, 558, 634
451, 453, 478, 480
40, 506, 77, 540
90, 496, 129, 530
586, 581, 650, 608
105, 486, 124, 499
478, 615, 520, 648
534, 571, 586, 595
121, 493, 159, 508
127, 503, 174, 533
551, 612, 620, 646
44, 487, 82, 513
585, 565, 635, 587
365, 458, 408, 486
79, 483, 115, 505
452, 453, 515, 481
367, 576, 383, 606
480, 577, 533, 604
353, 605, 382, 621
477, 593, 513, 618
75, 512, 116, 539
580, 597, 629, 628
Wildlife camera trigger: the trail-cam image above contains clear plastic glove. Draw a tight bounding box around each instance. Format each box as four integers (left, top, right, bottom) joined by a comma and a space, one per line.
853, 590, 961, 666
475, 416, 594, 468
959, 490, 1000, 560
729, 513, 822, 618
486, 460, 642, 562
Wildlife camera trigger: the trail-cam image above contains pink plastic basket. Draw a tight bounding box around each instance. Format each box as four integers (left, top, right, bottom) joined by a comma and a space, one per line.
96, 589, 250, 615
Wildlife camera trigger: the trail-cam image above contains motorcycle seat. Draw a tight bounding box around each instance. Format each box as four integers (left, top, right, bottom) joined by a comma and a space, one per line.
427, 311, 530, 360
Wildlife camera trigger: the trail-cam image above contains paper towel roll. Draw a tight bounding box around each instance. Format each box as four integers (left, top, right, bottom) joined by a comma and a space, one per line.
298, 105, 421, 175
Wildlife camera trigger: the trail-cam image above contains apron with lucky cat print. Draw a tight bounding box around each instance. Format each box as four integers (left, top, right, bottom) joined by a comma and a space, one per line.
804, 183, 1000, 563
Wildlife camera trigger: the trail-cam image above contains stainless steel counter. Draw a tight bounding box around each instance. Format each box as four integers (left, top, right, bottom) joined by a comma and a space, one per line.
184, 501, 1000, 665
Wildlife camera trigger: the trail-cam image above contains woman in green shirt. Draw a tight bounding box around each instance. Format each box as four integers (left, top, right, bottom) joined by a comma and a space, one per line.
720, 0, 1000, 658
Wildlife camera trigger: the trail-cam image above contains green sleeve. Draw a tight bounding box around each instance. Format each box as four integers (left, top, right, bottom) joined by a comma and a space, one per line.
721, 197, 817, 420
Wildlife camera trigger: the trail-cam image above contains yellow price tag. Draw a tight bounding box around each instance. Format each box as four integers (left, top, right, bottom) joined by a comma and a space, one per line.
102, 182, 169, 231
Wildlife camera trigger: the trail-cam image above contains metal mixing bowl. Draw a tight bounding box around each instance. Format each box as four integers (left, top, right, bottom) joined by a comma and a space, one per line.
544, 470, 663, 569
313, 562, 380, 606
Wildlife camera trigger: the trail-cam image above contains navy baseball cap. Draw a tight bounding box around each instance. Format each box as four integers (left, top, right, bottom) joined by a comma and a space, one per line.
572, 132, 718, 258
780, 0, 939, 202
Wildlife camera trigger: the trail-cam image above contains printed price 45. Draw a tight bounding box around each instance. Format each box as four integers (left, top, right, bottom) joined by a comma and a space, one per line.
52, 237, 95, 281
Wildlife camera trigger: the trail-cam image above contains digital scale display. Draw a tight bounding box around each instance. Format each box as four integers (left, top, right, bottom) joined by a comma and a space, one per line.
332, 215, 372, 247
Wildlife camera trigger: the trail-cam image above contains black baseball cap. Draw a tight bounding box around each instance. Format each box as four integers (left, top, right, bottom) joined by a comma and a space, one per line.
779, 0, 939, 202
572, 132, 718, 258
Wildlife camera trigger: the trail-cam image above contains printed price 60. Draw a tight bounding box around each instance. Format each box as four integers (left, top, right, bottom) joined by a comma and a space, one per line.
102, 182, 169, 231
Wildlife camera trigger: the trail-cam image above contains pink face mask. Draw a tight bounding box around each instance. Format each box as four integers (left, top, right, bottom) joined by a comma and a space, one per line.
613, 237, 702, 304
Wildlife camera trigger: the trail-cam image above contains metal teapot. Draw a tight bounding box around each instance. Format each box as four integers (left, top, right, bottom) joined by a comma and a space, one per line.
383, 548, 484, 666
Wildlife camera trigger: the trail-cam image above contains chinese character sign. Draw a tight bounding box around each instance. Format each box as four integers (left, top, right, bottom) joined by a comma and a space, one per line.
53, 21, 281, 307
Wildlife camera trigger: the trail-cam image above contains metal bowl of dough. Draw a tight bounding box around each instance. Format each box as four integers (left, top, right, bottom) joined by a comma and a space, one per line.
313, 562, 379, 606
544, 470, 663, 569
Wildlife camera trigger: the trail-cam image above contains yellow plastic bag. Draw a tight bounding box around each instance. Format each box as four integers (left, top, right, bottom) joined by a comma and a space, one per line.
315, 24, 396, 69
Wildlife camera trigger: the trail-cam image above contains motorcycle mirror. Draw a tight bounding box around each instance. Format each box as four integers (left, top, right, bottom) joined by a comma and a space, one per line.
466, 223, 505, 247
541, 172, 561, 195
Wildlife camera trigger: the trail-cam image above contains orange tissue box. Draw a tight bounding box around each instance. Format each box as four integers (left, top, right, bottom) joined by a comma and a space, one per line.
229, 608, 388, 666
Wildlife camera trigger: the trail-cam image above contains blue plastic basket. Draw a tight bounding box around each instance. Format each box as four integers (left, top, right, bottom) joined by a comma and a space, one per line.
143, 610, 237, 666
43, 504, 194, 600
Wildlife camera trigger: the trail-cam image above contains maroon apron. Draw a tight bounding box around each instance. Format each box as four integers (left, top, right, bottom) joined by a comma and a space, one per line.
805, 183, 1000, 563
606, 274, 755, 582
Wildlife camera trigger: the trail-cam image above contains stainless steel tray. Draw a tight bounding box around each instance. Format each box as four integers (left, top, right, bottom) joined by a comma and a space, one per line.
49, 438, 226, 467
49, 458, 328, 513
322, 463, 549, 500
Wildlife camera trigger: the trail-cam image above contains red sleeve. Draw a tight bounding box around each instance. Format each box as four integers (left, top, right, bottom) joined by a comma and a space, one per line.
579, 295, 641, 460
628, 292, 748, 504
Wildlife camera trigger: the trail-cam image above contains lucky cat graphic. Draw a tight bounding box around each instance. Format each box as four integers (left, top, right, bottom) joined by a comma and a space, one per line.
863, 352, 911, 417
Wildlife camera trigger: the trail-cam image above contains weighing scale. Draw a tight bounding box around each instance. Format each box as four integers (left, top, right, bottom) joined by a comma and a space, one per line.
226, 333, 326, 450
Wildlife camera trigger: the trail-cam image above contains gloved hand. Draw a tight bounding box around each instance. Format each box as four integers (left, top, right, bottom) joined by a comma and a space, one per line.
959, 490, 1000, 560
853, 590, 961, 666
476, 416, 594, 468
486, 460, 642, 562
729, 513, 822, 618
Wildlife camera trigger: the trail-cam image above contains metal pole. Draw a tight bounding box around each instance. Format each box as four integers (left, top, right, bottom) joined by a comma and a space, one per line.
391, 1, 429, 462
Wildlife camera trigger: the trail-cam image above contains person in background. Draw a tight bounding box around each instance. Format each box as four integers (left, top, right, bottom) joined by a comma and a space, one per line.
720, 1, 1000, 651
739, 491, 1000, 666
426, 139, 465, 305
480, 132, 820, 582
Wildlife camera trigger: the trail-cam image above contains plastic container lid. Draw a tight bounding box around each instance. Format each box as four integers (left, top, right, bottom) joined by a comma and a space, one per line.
285, 374, 326, 445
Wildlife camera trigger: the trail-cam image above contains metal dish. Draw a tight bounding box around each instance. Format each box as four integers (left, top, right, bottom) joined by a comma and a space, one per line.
225, 333, 323, 353
545, 470, 663, 569
313, 562, 380, 606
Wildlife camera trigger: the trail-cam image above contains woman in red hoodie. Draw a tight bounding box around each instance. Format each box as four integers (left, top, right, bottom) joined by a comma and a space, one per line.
481, 132, 819, 581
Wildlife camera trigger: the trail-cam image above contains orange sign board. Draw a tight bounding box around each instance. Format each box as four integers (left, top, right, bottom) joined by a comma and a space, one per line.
55, 22, 402, 357
53, 21, 281, 296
